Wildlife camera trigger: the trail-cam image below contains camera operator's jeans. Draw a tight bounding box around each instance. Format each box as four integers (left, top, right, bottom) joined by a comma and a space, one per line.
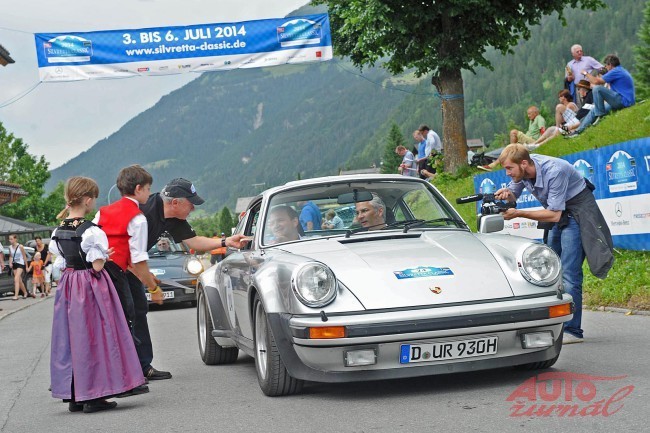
546, 216, 585, 338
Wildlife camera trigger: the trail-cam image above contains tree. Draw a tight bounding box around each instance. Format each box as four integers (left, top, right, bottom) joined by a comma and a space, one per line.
0, 122, 64, 225
380, 123, 406, 174
634, 0, 650, 99
217, 207, 235, 235
313, 0, 605, 172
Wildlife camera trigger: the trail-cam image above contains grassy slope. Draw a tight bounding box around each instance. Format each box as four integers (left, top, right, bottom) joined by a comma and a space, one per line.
432, 101, 650, 310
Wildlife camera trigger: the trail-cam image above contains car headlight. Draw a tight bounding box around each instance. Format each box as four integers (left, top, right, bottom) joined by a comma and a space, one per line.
519, 244, 561, 286
291, 262, 337, 307
186, 257, 204, 275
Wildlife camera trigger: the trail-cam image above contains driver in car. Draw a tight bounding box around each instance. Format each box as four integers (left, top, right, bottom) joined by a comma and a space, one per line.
354, 193, 386, 230
156, 238, 171, 252
267, 205, 301, 244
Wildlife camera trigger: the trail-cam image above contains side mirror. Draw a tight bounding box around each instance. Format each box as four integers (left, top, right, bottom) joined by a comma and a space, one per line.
478, 214, 504, 233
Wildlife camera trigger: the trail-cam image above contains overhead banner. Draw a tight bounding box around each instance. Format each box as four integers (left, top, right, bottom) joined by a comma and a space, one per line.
473, 138, 650, 250
34, 14, 332, 82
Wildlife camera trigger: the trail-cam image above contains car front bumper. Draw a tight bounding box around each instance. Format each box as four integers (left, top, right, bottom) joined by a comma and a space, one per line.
266, 294, 572, 383
147, 279, 196, 304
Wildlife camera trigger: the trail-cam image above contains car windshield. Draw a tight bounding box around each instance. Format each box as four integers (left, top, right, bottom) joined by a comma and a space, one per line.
261, 179, 466, 246
148, 237, 187, 255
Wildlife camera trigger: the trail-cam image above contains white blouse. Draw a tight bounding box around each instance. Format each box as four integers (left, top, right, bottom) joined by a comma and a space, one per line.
50, 225, 110, 271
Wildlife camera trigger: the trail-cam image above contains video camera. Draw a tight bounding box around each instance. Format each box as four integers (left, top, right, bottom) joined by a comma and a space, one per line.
456, 193, 516, 216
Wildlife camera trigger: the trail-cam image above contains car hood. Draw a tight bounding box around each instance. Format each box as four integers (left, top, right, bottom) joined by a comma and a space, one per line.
276, 231, 514, 310
147, 254, 188, 279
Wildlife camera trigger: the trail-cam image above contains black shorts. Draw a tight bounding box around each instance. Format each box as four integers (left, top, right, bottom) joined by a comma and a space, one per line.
12, 263, 26, 271
418, 159, 435, 179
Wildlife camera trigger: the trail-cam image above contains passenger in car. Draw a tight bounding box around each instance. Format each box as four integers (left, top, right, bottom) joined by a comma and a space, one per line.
354, 194, 386, 230
267, 205, 302, 243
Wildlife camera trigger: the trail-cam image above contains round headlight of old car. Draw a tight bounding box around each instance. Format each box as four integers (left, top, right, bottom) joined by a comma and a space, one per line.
291, 262, 337, 308
519, 244, 561, 286
186, 257, 204, 275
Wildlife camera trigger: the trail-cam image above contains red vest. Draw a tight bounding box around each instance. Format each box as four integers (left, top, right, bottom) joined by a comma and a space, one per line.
98, 197, 143, 271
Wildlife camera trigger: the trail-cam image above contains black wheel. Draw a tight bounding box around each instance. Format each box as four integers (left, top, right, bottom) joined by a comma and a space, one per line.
197, 289, 238, 365
515, 354, 560, 370
253, 294, 304, 396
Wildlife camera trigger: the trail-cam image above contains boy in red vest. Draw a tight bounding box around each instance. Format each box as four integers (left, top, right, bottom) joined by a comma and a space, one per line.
94, 165, 162, 392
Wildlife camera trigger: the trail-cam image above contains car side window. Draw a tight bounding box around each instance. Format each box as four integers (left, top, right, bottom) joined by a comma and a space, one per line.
242, 204, 261, 249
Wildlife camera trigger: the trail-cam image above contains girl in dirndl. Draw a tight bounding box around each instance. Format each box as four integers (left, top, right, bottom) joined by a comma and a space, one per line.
49, 176, 145, 414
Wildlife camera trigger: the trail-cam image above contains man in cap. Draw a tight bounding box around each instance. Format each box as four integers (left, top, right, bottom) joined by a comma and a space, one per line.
126, 178, 248, 381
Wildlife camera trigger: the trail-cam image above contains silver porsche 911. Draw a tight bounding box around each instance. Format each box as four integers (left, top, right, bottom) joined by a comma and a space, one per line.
196, 175, 573, 396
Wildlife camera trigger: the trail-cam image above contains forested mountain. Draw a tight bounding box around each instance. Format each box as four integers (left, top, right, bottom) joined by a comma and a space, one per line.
48, 0, 645, 212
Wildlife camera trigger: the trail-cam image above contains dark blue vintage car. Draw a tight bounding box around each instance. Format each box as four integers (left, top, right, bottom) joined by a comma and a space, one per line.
147, 236, 204, 307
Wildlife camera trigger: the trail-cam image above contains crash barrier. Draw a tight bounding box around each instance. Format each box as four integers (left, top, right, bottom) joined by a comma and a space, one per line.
473, 137, 650, 250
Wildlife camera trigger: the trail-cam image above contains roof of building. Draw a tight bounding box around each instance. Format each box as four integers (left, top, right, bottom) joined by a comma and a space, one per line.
0, 43, 15, 66
0, 181, 28, 206
0, 215, 53, 235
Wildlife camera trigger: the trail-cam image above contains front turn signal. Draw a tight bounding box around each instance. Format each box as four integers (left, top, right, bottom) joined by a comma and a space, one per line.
548, 303, 572, 318
309, 326, 346, 339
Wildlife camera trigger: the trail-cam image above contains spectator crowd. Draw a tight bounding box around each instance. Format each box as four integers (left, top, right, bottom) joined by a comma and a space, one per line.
477, 44, 635, 171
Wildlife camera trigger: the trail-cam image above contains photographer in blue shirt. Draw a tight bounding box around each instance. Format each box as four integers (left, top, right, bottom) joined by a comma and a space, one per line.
495, 144, 614, 345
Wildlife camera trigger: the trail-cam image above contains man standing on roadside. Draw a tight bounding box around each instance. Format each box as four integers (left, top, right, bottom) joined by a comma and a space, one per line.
396, 145, 417, 177
417, 125, 442, 177
130, 178, 249, 380
565, 44, 603, 108
297, 200, 322, 232
494, 144, 614, 345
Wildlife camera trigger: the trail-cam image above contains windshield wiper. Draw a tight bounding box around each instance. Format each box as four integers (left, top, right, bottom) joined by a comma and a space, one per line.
401, 218, 468, 232
381, 219, 424, 231
345, 221, 391, 238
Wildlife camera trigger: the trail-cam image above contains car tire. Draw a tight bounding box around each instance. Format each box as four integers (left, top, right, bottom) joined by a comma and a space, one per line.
253, 294, 304, 396
515, 354, 560, 370
197, 289, 238, 365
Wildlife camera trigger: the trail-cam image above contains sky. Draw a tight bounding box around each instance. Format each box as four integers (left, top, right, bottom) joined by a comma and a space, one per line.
0, 0, 308, 169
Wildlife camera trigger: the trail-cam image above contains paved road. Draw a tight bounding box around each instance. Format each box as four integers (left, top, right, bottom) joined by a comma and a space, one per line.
1, 296, 648, 433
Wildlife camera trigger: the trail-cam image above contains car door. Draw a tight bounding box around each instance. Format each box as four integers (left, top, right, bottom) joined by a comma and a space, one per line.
223, 201, 262, 343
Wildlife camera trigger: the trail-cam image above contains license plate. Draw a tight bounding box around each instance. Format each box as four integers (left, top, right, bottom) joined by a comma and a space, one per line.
400, 336, 498, 364
146, 290, 175, 301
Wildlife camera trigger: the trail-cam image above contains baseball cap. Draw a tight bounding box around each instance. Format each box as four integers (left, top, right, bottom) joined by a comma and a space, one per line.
161, 178, 205, 205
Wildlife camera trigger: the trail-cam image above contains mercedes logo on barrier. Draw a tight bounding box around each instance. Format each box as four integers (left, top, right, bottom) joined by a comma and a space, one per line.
615, 202, 623, 217
55, 67, 63, 74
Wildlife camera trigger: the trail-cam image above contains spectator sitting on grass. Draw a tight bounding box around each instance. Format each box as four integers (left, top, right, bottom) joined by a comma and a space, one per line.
569, 54, 635, 137
479, 106, 547, 172
509, 106, 546, 145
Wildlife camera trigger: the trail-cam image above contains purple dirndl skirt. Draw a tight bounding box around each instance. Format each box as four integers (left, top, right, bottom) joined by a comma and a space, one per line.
50, 268, 145, 401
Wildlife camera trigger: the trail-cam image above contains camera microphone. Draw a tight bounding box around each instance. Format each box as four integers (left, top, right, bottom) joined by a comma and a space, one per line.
456, 194, 484, 204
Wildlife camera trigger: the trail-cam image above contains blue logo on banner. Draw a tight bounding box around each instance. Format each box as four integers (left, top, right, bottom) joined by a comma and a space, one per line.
43, 35, 92, 63
479, 178, 496, 194
573, 159, 595, 183
277, 19, 322, 47
606, 151, 637, 193
393, 267, 454, 280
